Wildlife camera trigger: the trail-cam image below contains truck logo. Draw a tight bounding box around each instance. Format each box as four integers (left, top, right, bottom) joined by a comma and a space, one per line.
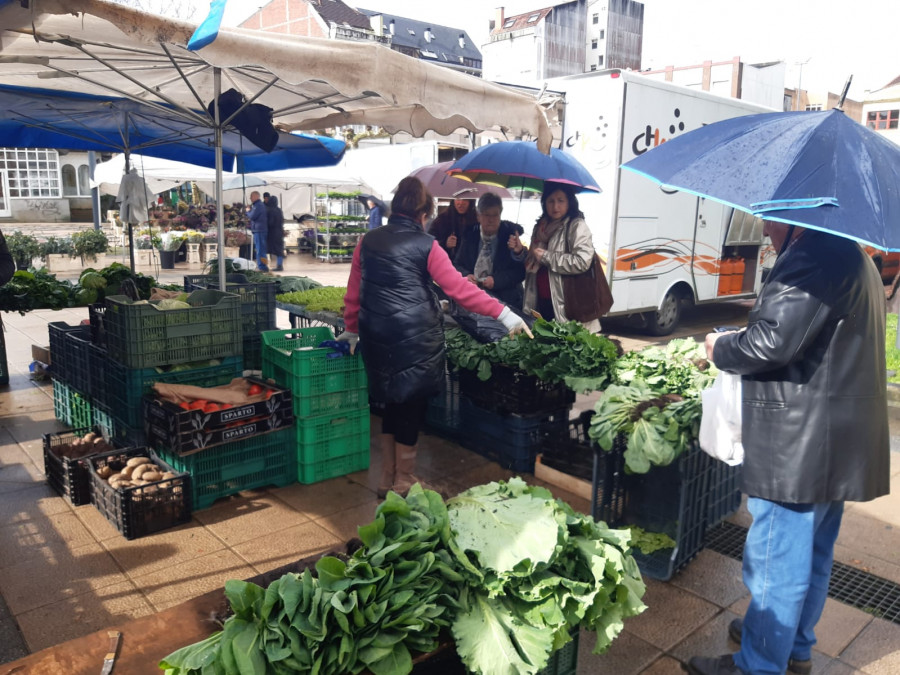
615, 238, 720, 275
632, 108, 686, 156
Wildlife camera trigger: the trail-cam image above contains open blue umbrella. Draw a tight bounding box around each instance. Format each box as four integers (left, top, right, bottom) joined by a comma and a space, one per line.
622, 109, 900, 251
447, 141, 601, 193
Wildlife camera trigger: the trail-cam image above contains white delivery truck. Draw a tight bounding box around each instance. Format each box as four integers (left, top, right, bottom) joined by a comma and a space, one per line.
530, 69, 776, 334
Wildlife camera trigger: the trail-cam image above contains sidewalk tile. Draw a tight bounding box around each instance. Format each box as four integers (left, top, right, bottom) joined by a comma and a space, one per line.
839, 617, 900, 674
102, 521, 226, 579
191, 493, 310, 546
577, 629, 662, 674
625, 579, 720, 651
232, 521, 342, 574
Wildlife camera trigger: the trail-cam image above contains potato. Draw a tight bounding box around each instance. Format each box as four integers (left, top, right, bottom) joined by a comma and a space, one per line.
120, 465, 135, 478
142, 471, 163, 482
160, 472, 176, 481
126, 456, 151, 468
131, 464, 152, 480
106, 472, 123, 483
83, 432, 97, 443
97, 466, 112, 479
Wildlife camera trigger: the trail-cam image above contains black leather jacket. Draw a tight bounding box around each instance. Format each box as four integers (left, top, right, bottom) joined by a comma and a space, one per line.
454, 220, 526, 309
713, 230, 890, 504
358, 214, 445, 404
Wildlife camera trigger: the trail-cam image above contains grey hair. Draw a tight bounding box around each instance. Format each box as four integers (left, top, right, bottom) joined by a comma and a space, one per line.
476, 192, 503, 213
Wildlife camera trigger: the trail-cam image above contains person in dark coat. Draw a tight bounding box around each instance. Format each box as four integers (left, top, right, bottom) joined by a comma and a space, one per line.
339, 177, 531, 498
366, 198, 383, 229
0, 229, 14, 286
246, 190, 268, 272
264, 193, 285, 271
427, 197, 477, 262
454, 192, 526, 310
685, 224, 890, 675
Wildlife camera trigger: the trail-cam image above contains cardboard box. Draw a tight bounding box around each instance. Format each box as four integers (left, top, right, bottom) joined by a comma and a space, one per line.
32, 344, 51, 365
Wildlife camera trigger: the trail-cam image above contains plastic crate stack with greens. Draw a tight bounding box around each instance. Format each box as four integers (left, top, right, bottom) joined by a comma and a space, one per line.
262, 326, 370, 483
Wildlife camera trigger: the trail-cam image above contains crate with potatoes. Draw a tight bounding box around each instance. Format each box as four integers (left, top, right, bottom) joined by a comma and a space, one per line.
88, 448, 191, 539
43, 427, 117, 506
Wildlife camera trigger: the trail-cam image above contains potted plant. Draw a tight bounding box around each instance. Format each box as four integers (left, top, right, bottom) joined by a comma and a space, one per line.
156, 230, 187, 269
71, 229, 109, 264
39, 236, 79, 272
5, 231, 41, 270
223, 227, 250, 259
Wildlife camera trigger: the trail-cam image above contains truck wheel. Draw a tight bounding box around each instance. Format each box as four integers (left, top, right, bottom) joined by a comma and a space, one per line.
645, 289, 682, 336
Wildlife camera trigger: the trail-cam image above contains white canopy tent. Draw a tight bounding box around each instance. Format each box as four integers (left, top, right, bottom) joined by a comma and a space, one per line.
0, 0, 559, 285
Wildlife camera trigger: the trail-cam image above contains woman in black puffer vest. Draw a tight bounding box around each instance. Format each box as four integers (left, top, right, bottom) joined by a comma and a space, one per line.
341, 177, 531, 498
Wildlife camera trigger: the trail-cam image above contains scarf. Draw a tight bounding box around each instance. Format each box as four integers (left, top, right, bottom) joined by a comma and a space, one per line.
525, 216, 567, 273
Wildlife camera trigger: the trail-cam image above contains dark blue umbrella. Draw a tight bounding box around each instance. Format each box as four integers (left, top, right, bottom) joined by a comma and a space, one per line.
447, 140, 601, 193
622, 109, 900, 251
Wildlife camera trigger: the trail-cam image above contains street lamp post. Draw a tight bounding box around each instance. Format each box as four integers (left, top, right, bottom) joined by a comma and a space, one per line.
795, 58, 811, 111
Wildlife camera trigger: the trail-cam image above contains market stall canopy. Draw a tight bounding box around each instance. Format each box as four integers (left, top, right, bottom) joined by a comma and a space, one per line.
0, 84, 346, 172
0, 0, 558, 152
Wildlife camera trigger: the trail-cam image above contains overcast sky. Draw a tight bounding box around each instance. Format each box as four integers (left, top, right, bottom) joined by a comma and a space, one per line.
213, 0, 897, 97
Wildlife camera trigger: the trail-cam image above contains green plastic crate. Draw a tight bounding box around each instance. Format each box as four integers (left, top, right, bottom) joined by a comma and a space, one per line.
292, 387, 368, 418
69, 389, 93, 430
297, 450, 370, 485
53, 379, 71, 425
296, 408, 370, 465
537, 631, 579, 675
261, 328, 366, 396
156, 429, 296, 510
103, 290, 243, 369
105, 356, 244, 429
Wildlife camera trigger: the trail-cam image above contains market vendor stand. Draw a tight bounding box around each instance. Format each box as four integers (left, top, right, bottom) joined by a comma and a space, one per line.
276, 300, 345, 334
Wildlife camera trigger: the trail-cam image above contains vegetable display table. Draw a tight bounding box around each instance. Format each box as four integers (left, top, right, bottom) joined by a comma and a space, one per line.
276, 300, 345, 335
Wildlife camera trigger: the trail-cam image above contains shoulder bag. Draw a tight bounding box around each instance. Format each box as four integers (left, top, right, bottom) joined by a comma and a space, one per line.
561, 222, 614, 322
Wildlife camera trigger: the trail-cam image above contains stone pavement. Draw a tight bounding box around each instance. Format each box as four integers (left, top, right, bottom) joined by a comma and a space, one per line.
1, 249, 899, 673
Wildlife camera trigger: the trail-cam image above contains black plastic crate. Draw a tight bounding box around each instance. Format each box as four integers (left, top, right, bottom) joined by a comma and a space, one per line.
458, 365, 575, 416
424, 370, 461, 437
457, 396, 569, 473
541, 411, 626, 525
65, 330, 95, 399
0, 328, 7, 386
89, 303, 107, 346
596, 437, 712, 581
706, 460, 743, 529
88, 447, 192, 540
88, 344, 107, 407
43, 427, 108, 506
243, 333, 261, 371
47, 322, 89, 384
184, 273, 277, 333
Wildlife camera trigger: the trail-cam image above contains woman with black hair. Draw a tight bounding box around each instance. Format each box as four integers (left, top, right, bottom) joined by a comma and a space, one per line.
427, 197, 477, 262
510, 182, 600, 333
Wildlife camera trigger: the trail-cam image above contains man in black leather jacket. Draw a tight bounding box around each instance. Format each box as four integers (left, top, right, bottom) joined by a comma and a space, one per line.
684, 223, 890, 675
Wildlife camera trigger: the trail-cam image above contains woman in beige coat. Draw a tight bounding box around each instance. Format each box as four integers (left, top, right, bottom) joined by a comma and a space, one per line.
510, 182, 601, 333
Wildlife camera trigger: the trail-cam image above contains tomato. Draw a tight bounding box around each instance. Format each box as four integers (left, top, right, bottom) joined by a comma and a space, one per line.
189, 400, 208, 411
248, 384, 264, 396
179, 402, 191, 410
220, 403, 232, 410
204, 403, 221, 413
265, 390, 274, 400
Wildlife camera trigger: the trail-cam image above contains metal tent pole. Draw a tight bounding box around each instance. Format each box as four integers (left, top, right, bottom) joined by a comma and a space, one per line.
214, 68, 226, 290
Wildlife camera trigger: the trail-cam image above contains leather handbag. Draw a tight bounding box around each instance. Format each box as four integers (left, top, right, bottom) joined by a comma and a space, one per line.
561, 222, 614, 322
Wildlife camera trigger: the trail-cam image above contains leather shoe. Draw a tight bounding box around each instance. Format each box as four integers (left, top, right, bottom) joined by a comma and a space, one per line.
728, 619, 812, 675
682, 654, 742, 674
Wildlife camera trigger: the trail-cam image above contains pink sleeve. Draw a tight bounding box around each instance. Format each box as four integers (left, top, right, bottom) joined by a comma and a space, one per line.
342, 242, 362, 333
427, 241, 505, 318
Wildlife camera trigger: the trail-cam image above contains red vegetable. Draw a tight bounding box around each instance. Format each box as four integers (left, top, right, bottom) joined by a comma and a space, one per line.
248, 384, 264, 396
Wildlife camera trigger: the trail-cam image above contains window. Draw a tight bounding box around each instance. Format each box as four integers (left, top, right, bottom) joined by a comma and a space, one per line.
592, 13, 599, 24
805, 104, 823, 112
590, 65, 597, 71
591, 39, 598, 49
407, 28, 415, 35
599, 29, 605, 39
62, 164, 78, 196
527, 13, 540, 23
78, 165, 91, 195
598, 55, 604, 67
0, 148, 61, 198
867, 109, 899, 130
503, 18, 515, 28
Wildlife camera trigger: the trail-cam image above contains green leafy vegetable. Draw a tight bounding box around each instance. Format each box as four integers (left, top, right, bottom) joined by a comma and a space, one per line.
277, 286, 347, 313
626, 526, 676, 555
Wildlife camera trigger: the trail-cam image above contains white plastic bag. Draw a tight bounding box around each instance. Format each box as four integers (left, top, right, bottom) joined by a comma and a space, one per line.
698, 371, 744, 465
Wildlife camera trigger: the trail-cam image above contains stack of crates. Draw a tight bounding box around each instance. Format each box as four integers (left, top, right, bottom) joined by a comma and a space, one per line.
48, 322, 95, 428
88, 290, 244, 446
184, 274, 278, 370
426, 364, 574, 473
262, 327, 370, 483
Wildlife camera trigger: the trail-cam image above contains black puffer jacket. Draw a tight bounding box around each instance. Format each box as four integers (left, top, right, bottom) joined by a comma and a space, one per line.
358, 214, 445, 404
713, 230, 890, 503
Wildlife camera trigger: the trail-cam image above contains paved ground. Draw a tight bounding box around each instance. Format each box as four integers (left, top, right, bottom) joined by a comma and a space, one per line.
1, 248, 899, 673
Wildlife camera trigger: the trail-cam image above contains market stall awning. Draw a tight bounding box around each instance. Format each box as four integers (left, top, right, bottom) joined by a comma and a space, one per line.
0, 84, 346, 172
0, 0, 558, 152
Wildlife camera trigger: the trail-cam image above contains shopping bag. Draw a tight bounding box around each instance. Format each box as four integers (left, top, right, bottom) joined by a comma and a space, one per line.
698, 371, 744, 465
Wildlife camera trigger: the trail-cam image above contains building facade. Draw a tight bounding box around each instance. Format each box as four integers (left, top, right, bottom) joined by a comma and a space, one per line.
483, 0, 643, 87
862, 76, 900, 145
0, 149, 99, 222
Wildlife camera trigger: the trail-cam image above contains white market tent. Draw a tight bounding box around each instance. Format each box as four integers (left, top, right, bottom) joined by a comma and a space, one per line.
0, 0, 559, 285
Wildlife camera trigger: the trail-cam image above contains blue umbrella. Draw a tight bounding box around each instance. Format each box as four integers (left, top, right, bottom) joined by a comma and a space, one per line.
622, 109, 900, 251
447, 140, 601, 193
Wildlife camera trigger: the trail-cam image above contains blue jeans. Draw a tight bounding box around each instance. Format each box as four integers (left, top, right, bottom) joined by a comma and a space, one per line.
253, 231, 268, 270
735, 497, 844, 675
